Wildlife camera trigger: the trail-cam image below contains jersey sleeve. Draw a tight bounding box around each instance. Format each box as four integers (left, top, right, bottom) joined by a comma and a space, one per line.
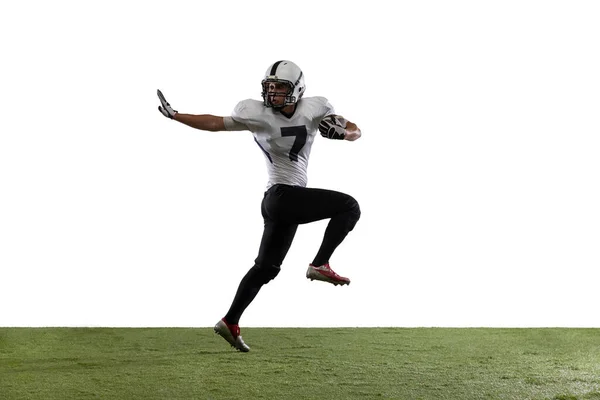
231, 100, 250, 124
229, 99, 257, 131
313, 96, 336, 120
223, 116, 248, 131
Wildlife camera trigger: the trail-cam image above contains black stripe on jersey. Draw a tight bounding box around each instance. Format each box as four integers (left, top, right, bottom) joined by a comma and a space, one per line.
254, 137, 273, 164
270, 60, 284, 76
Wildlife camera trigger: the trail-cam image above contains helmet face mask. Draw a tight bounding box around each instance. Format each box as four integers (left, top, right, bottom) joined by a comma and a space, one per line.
261, 60, 305, 108
262, 79, 293, 108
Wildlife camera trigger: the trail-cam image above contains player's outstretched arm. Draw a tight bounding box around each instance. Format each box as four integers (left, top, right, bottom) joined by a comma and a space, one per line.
157, 89, 246, 132
173, 112, 226, 131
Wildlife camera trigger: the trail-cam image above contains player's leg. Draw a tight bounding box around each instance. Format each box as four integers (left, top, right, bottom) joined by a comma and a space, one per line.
267, 185, 360, 285
270, 185, 360, 264
216, 215, 297, 351
307, 190, 360, 285
223, 221, 298, 326
309, 191, 360, 267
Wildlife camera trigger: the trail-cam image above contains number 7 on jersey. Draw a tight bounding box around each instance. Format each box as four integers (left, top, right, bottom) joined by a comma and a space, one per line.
281, 125, 308, 162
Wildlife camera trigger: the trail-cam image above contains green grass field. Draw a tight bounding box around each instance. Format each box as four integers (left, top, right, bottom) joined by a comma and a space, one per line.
1, 328, 599, 399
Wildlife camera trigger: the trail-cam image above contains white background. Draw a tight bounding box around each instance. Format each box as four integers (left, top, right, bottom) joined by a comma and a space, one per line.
1, 1, 599, 327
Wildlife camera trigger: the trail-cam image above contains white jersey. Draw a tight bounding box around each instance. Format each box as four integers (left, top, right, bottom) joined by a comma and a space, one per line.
230, 97, 335, 189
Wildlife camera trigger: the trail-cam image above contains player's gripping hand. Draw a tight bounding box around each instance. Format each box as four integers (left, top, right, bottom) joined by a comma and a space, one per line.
319, 115, 362, 141
319, 115, 348, 140
157, 89, 178, 119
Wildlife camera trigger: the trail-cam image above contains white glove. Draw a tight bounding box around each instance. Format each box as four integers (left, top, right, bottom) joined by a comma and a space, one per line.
157, 89, 178, 119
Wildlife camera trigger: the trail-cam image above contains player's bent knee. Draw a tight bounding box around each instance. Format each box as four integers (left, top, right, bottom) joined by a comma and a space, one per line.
251, 263, 281, 284
347, 197, 361, 226
352, 199, 361, 220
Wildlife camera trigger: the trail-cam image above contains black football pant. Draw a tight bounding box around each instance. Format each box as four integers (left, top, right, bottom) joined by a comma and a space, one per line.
224, 184, 361, 325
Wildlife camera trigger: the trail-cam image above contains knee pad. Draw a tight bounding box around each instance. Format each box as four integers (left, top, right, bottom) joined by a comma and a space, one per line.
251, 263, 281, 285
347, 197, 361, 230
351, 198, 361, 220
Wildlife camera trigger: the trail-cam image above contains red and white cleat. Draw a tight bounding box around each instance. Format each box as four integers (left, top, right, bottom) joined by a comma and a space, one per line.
214, 318, 250, 352
306, 263, 351, 286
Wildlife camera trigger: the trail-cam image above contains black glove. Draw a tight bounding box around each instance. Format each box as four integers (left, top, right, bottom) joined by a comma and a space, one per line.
319, 115, 347, 140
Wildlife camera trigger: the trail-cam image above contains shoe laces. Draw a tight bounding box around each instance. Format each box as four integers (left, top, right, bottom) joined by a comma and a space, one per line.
324, 264, 343, 278
314, 263, 331, 270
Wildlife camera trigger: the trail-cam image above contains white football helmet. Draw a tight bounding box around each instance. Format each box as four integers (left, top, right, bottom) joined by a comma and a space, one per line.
261, 60, 306, 108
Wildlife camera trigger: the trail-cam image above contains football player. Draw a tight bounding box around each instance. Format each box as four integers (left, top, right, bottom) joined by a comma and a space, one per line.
157, 60, 361, 352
